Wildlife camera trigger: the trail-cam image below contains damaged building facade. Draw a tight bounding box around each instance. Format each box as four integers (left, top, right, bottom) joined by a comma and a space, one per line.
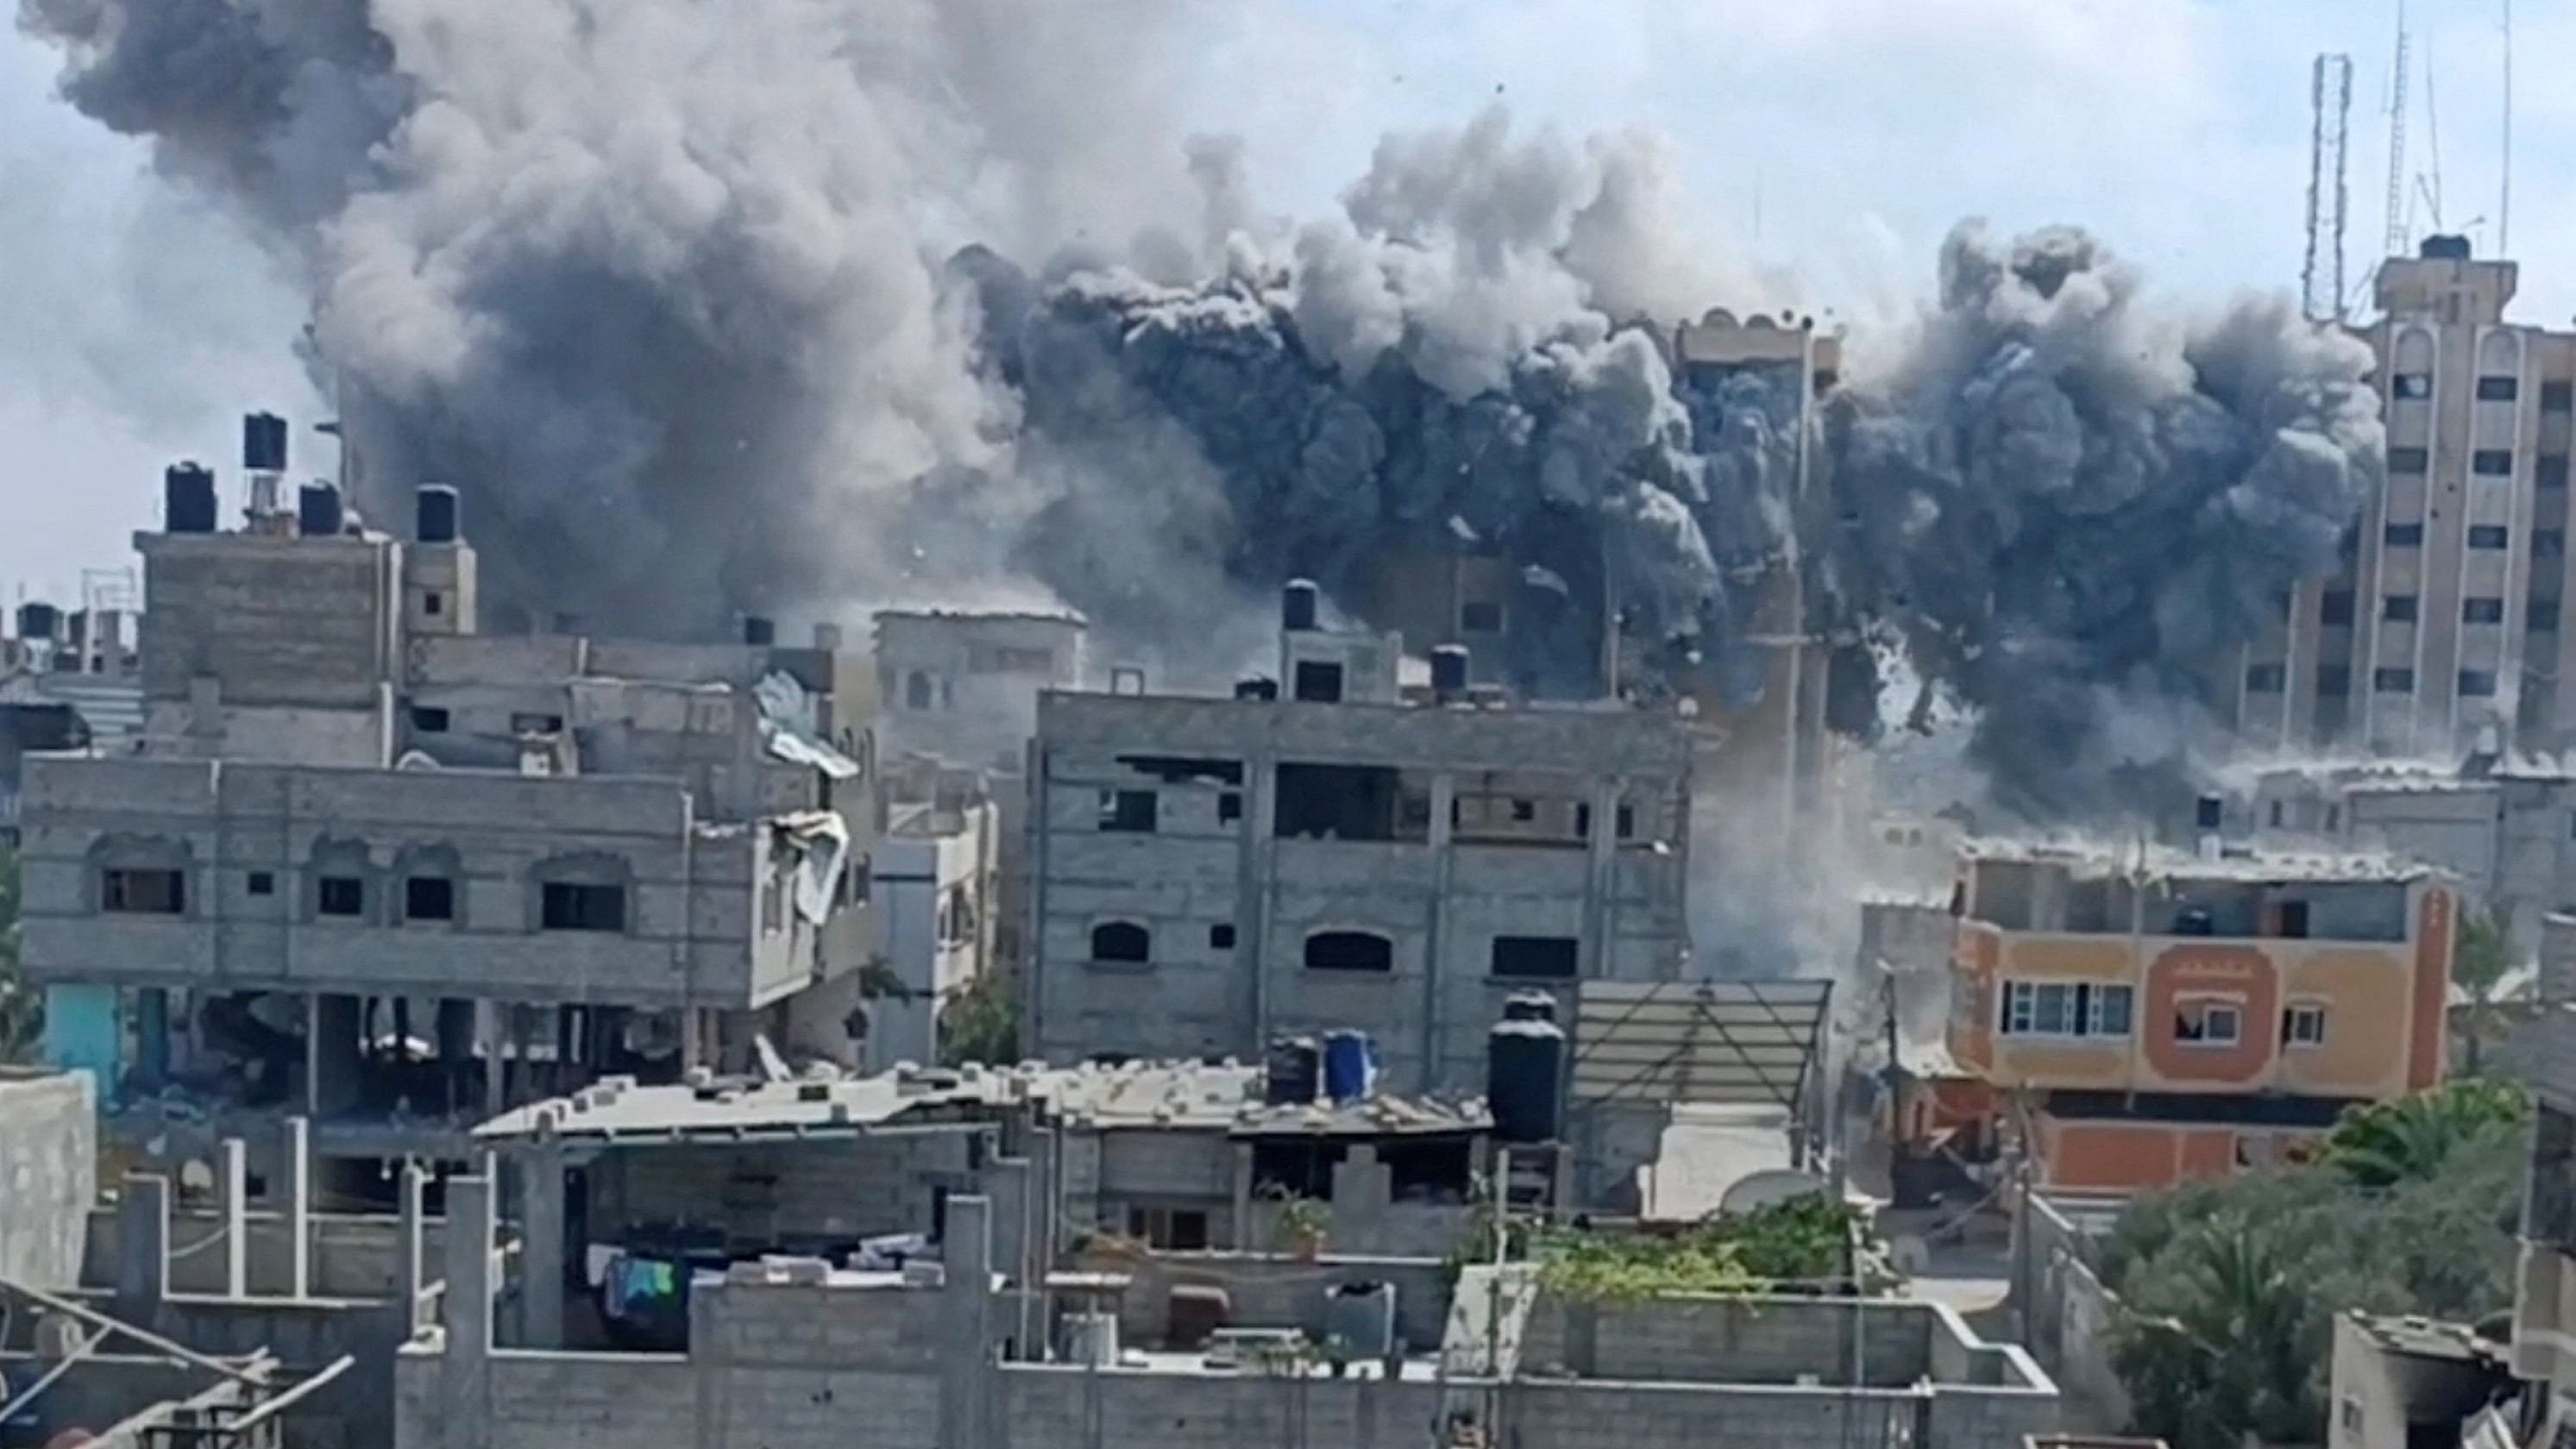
1027, 585, 1694, 1092
13, 430, 883, 1193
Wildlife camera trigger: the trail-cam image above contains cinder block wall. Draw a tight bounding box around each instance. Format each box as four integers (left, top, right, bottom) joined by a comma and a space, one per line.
0, 1070, 96, 1291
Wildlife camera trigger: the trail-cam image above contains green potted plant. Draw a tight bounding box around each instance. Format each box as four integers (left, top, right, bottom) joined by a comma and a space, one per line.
1272, 1194, 1331, 1261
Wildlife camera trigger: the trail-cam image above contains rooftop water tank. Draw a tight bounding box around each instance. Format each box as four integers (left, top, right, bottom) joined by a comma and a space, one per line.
242, 411, 288, 474
1282, 579, 1319, 631
416, 485, 460, 543
164, 463, 217, 535
1487, 1016, 1566, 1145
1323, 1281, 1397, 1362
1322, 1030, 1378, 1104
1430, 644, 1470, 698
1265, 1036, 1321, 1107
297, 483, 343, 538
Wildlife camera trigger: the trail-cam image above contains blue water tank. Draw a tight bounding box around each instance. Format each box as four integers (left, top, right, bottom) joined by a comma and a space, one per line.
1322, 1030, 1377, 1103
1487, 1018, 1566, 1144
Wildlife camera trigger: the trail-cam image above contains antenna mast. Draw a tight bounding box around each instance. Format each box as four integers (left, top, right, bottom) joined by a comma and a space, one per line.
2500, 0, 2513, 254
2304, 53, 2354, 323
2384, 3, 2410, 258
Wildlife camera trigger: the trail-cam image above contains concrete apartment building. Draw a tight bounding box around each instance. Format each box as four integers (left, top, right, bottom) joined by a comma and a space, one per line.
14, 433, 883, 1189
2513, 922, 2576, 1438
861, 797, 999, 1072
872, 608, 1087, 774
1947, 840, 2455, 1193
1027, 585, 1694, 1092
2236, 237, 2576, 756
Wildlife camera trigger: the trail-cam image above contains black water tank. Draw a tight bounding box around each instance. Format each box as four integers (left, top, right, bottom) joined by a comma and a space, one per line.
1502, 989, 1559, 1025
16, 602, 58, 642
1487, 1018, 1565, 1145
743, 616, 776, 647
242, 412, 288, 473
1264, 1036, 1321, 1106
164, 463, 217, 535
2194, 794, 2223, 831
1282, 579, 1319, 631
417, 485, 460, 543
297, 483, 343, 537
1430, 645, 1470, 697
2420, 234, 2472, 260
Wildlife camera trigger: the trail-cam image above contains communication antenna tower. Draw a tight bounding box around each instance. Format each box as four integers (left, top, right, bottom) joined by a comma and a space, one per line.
2499, 0, 2513, 254
2383, 4, 2410, 258
2303, 53, 2353, 322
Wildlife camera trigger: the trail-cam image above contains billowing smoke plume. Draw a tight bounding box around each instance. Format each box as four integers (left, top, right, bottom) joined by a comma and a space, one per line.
1828, 223, 2382, 818
21, 3, 2381, 826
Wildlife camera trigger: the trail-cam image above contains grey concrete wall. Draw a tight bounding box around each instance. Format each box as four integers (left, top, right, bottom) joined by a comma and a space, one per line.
17, 756, 770, 1007
1031, 692, 1691, 1088
1061, 1247, 1454, 1350
0, 1070, 95, 1290
398, 1349, 696, 1449
587, 1134, 975, 1245
79, 1208, 419, 1300
1517, 1294, 1932, 1386
137, 531, 402, 712
2009, 1185, 2133, 1432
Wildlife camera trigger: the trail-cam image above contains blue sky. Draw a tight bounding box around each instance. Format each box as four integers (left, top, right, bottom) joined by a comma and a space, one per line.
1, 0, 2567, 605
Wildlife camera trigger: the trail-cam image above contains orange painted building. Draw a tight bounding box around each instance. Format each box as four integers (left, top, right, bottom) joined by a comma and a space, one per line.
1947, 843, 2454, 1195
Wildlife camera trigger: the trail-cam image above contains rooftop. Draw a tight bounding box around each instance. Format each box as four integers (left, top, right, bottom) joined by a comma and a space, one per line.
1959, 837, 2433, 885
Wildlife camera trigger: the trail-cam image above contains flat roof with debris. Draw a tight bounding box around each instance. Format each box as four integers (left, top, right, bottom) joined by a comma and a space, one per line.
1958, 837, 2434, 885
473, 1060, 1488, 1145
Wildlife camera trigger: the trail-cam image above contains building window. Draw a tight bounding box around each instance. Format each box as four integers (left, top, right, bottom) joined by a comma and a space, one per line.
103, 868, 185, 915
423, 592, 444, 618
246, 871, 275, 897
2320, 590, 2355, 625
2477, 375, 2520, 402
2324, 805, 2341, 831
1304, 930, 1393, 972
1491, 936, 1579, 980
1509, 799, 1536, 822
2174, 998, 2244, 1046
2241, 663, 2285, 693
510, 712, 563, 735
2469, 524, 2511, 549
2540, 530, 2569, 560
2543, 455, 2571, 488
317, 875, 365, 918
410, 706, 450, 733
1090, 920, 1150, 963
2548, 381, 2575, 413
2534, 599, 2563, 633
2464, 597, 2506, 624
2383, 524, 2423, 549
2386, 446, 2429, 474
2474, 450, 2515, 477
1125, 1205, 1209, 1251
2392, 373, 2432, 399
405, 876, 455, 922
1291, 660, 1345, 703
2281, 1003, 2328, 1048
2382, 593, 2418, 621
1615, 804, 1636, 838
541, 882, 625, 932
1217, 792, 1242, 825
1209, 924, 1235, 950
905, 671, 933, 710
2460, 669, 2499, 699
2372, 667, 2416, 693
1999, 982, 2133, 1038
1460, 600, 1505, 634
1097, 789, 1157, 833
2266, 800, 2284, 828
2315, 665, 2351, 696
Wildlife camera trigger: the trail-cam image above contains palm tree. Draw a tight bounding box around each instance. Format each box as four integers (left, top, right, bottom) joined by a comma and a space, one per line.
2117, 1217, 2319, 1449
2325, 1082, 2529, 1189
2451, 907, 2516, 1077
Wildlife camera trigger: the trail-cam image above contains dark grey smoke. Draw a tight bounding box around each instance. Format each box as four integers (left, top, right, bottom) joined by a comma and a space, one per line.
1827, 223, 2381, 818
18, 3, 2381, 821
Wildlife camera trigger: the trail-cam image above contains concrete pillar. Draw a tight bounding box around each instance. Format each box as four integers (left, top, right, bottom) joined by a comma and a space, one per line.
1422, 772, 1458, 1092
134, 988, 170, 1090
219, 1138, 248, 1297
437, 999, 476, 1113
519, 1139, 567, 1349
477, 1004, 506, 1118
309, 993, 362, 1117
1228, 1143, 1255, 1251
440, 1174, 493, 1449
282, 1117, 312, 1298
397, 1163, 428, 1333
1580, 777, 1622, 982
936, 1195, 994, 1449
115, 1174, 170, 1322
985, 1155, 1031, 1359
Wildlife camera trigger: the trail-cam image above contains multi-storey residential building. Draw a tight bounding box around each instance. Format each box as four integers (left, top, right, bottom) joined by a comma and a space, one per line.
871, 608, 1087, 774
15, 428, 883, 1192
1947, 840, 2455, 1193
1027, 585, 1694, 1092
2237, 237, 2576, 755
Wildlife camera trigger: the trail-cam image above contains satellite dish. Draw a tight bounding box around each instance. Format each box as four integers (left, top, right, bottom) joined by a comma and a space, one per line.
1718, 1169, 1831, 1216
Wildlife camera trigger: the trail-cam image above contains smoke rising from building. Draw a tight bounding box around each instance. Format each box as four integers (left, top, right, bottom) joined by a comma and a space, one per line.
21, 3, 2382, 825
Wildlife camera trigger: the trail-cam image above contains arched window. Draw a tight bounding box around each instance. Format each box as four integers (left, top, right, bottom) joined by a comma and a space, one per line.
906, 670, 934, 710
1090, 920, 1150, 963
1304, 931, 1393, 972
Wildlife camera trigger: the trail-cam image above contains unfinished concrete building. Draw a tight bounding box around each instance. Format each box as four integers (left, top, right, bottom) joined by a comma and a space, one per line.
15, 429, 883, 1195
872, 608, 1087, 774
1027, 585, 1694, 1093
